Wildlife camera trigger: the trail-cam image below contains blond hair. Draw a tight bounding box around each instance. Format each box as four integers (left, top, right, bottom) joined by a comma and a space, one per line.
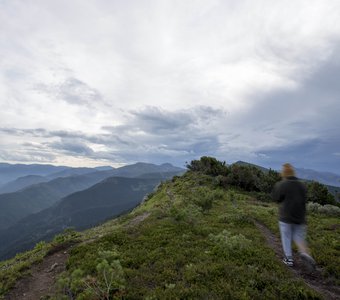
281, 163, 295, 178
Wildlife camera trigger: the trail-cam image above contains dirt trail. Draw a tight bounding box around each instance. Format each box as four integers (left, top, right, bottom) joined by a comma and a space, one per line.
4, 251, 68, 300
3, 212, 152, 300
125, 212, 151, 228
5, 213, 338, 299
254, 220, 340, 300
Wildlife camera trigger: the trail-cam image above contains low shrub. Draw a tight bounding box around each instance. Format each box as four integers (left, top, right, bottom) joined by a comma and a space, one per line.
52, 228, 80, 245
255, 192, 273, 203
209, 230, 251, 253
307, 202, 340, 217
56, 250, 125, 300
170, 204, 202, 223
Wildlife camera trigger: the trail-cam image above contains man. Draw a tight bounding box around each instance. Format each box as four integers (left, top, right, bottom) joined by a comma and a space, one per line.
272, 163, 316, 271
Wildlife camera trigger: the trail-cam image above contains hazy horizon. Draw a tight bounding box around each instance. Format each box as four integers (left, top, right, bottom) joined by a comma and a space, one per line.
1, 159, 340, 176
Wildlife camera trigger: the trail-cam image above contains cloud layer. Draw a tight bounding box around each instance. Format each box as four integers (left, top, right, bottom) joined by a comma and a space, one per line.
0, 0, 340, 172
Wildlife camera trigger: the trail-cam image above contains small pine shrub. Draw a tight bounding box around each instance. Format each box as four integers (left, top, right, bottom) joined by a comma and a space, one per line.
230, 214, 253, 225
210, 189, 225, 201
170, 204, 202, 223
209, 230, 251, 253
188, 187, 222, 212
194, 196, 213, 212
52, 228, 80, 245
33, 241, 47, 251
56, 250, 125, 300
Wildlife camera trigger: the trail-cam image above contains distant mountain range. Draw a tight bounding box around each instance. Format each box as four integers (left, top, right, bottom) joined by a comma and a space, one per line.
0, 176, 162, 260
0, 175, 49, 194
0, 163, 68, 187
295, 168, 340, 187
0, 162, 184, 259
45, 166, 114, 180
0, 166, 114, 193
0, 172, 116, 231
0, 163, 184, 231
2, 161, 337, 189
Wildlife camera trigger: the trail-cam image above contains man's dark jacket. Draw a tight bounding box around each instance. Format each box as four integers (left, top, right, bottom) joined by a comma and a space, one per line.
272, 176, 307, 224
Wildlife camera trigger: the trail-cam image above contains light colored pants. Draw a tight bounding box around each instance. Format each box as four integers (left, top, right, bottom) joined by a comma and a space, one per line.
279, 221, 306, 258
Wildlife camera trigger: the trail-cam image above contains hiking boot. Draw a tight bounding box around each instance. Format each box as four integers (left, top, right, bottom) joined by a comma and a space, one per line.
282, 257, 294, 267
300, 253, 316, 272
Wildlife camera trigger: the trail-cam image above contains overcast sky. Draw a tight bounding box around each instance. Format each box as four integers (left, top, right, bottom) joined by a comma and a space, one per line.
0, 0, 340, 172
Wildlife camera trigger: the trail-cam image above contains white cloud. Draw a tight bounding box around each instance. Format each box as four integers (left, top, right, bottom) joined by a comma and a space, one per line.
0, 0, 340, 170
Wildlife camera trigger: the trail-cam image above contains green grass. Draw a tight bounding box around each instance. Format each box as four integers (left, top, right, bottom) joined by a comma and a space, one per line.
237, 193, 340, 284
308, 215, 340, 281
0, 241, 49, 297
1, 172, 338, 299
49, 173, 332, 299
0, 229, 81, 298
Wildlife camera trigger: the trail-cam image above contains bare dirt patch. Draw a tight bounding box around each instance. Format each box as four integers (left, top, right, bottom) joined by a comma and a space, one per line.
4, 245, 71, 300
126, 212, 151, 228
254, 220, 340, 300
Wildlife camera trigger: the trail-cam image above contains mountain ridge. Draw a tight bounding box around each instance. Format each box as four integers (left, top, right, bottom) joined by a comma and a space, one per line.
0, 175, 49, 194
0, 163, 69, 187
1, 165, 339, 299
0, 162, 185, 231
0, 176, 162, 260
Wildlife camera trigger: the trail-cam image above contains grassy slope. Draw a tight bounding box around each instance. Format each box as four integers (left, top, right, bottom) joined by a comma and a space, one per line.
1, 172, 339, 299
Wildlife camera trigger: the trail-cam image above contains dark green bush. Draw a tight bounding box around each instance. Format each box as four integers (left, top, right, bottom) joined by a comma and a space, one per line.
187, 157, 281, 195
186, 156, 229, 176
225, 165, 262, 191
307, 181, 336, 205
214, 175, 229, 188
257, 169, 281, 193
187, 156, 335, 208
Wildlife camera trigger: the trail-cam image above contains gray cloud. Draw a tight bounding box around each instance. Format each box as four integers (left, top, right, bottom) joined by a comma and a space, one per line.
229, 52, 340, 172
48, 140, 95, 156
0, 80, 339, 171
1, 1, 340, 171
34, 77, 103, 106
0, 149, 56, 163
97, 106, 225, 165
129, 106, 194, 133
0, 105, 224, 166
0, 128, 48, 137
105, 106, 226, 135
255, 138, 339, 172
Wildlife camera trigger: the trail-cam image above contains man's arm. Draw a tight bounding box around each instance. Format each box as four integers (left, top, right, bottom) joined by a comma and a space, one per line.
272, 182, 284, 202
